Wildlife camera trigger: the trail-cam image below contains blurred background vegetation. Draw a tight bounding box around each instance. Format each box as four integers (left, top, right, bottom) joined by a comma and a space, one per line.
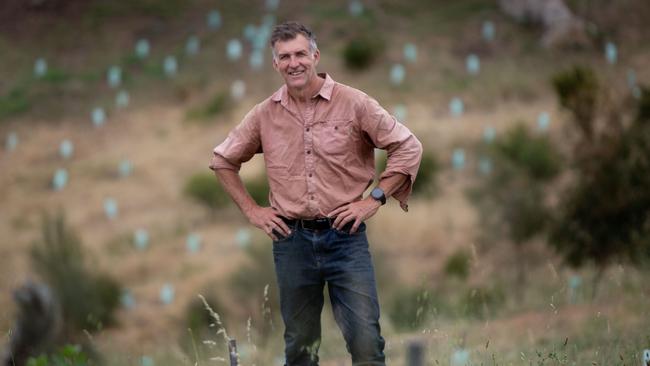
1, 0, 649, 364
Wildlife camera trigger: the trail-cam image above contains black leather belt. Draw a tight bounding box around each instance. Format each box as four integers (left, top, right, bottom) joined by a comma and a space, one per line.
281, 216, 354, 231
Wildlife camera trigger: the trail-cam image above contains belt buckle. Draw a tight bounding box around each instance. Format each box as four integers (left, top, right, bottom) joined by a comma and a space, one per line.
299, 217, 333, 231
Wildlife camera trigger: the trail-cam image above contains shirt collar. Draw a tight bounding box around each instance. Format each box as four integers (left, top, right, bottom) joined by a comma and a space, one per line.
271, 73, 335, 104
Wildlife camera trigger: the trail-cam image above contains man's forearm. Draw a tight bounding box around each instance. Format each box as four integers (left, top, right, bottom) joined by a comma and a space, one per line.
376, 173, 408, 200
213, 168, 258, 218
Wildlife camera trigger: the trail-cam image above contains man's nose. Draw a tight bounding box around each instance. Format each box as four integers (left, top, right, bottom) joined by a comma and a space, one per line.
288, 56, 299, 68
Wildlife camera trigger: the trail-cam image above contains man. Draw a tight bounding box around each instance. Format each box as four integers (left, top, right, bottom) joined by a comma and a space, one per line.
209, 21, 422, 366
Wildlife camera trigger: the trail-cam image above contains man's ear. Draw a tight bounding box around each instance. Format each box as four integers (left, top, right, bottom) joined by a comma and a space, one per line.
313, 49, 320, 66
272, 56, 279, 72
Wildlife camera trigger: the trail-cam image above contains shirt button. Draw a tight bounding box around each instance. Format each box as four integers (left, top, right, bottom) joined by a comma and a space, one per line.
306, 127, 310, 132
307, 150, 311, 154
309, 173, 312, 177
310, 195, 314, 200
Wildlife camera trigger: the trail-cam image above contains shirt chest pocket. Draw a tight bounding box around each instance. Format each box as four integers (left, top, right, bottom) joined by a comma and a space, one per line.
315, 118, 354, 157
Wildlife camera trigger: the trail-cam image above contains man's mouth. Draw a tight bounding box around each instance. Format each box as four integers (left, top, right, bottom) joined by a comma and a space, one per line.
288, 70, 304, 76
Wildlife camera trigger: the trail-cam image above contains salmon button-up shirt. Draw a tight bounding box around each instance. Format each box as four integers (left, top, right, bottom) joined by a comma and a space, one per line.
209, 73, 423, 219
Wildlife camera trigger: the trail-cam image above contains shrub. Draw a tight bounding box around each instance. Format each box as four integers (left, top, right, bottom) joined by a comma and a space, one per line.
460, 285, 505, 319
494, 124, 561, 181
387, 286, 443, 331
31, 212, 121, 334
0, 87, 30, 122
187, 92, 231, 120
41, 69, 71, 85
184, 172, 230, 210
342, 37, 383, 70
444, 249, 471, 281
552, 66, 598, 138
412, 151, 439, 196
27, 345, 90, 366
244, 175, 270, 206
551, 87, 650, 272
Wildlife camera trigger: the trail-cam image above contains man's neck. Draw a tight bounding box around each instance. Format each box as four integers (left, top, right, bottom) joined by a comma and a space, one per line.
287, 74, 325, 104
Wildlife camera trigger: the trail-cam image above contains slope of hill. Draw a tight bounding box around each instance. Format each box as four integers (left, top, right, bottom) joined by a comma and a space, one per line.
1, 0, 649, 364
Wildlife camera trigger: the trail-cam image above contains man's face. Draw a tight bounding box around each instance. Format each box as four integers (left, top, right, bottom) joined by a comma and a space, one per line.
272, 34, 320, 91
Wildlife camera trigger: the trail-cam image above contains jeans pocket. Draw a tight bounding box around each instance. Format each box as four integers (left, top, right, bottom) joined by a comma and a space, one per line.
334, 221, 366, 236
272, 228, 296, 244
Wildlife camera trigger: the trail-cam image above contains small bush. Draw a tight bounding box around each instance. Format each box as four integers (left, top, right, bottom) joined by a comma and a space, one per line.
184, 172, 230, 210
0, 88, 30, 122
387, 286, 443, 331
412, 151, 439, 196
187, 92, 231, 120
444, 249, 471, 280
460, 285, 505, 319
244, 175, 270, 206
27, 345, 90, 366
31, 212, 121, 334
342, 37, 383, 70
552, 66, 598, 136
494, 124, 561, 181
41, 69, 71, 84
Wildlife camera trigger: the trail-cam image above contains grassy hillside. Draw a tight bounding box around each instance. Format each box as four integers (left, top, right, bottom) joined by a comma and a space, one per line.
1, 0, 649, 364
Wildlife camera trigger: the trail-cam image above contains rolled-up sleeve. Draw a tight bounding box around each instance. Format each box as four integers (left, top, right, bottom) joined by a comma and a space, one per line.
359, 96, 423, 211
209, 106, 262, 172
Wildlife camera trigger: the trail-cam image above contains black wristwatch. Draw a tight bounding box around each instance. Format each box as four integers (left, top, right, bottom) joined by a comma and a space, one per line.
370, 187, 386, 205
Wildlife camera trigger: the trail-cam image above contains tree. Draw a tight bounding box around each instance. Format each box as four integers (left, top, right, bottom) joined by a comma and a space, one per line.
473, 124, 561, 294
551, 66, 650, 297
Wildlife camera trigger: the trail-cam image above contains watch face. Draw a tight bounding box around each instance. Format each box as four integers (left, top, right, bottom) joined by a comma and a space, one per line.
371, 188, 385, 204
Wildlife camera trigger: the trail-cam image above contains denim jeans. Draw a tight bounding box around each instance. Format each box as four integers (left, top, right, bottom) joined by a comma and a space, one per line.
272, 222, 386, 366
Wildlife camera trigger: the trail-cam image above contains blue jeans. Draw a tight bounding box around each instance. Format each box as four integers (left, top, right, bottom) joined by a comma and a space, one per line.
272, 222, 386, 366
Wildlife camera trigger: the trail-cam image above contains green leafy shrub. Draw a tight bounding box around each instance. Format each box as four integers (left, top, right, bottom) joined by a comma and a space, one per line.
460, 285, 505, 319
27, 345, 90, 366
342, 37, 384, 70
552, 66, 598, 138
31, 212, 121, 334
412, 151, 440, 196
551, 87, 650, 272
474, 124, 561, 244
187, 92, 231, 120
495, 124, 561, 181
244, 175, 270, 206
41, 69, 71, 84
387, 286, 444, 331
0, 87, 30, 122
444, 249, 471, 280
184, 172, 230, 210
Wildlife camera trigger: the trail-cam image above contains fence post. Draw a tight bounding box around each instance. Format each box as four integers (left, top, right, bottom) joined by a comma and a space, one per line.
229, 339, 238, 366
406, 340, 425, 366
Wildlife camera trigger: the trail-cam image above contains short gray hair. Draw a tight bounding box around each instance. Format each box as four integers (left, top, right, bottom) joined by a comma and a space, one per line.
270, 21, 318, 59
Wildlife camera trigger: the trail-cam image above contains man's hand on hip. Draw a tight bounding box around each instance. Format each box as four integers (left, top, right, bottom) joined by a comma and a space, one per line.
246, 206, 292, 241
327, 197, 381, 234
